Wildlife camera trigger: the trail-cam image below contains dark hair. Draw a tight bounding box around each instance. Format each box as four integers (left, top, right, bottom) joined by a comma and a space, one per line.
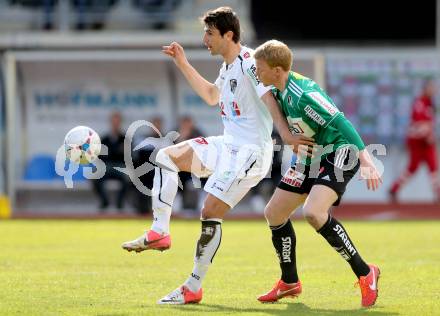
201, 6, 240, 43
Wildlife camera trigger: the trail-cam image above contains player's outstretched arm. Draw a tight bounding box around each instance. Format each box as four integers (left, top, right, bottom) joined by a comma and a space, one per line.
261, 91, 315, 157
162, 42, 219, 106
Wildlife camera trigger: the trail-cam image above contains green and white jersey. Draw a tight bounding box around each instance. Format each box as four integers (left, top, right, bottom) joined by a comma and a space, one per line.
272, 71, 351, 165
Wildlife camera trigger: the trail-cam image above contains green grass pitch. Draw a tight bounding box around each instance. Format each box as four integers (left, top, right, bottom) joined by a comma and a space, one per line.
1, 219, 440, 315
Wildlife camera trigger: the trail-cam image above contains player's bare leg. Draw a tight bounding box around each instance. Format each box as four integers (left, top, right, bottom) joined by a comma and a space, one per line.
264, 188, 306, 226
302, 185, 337, 230
258, 189, 306, 303
122, 141, 207, 253
158, 194, 229, 304
303, 185, 380, 307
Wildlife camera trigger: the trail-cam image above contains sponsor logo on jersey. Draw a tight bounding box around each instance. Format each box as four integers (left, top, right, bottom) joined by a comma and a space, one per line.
194, 137, 208, 145
304, 105, 326, 126
231, 101, 241, 117
307, 92, 339, 116
221, 116, 248, 123
281, 168, 305, 187
247, 64, 261, 86
230, 79, 237, 93
287, 117, 315, 137
243, 51, 250, 59
291, 123, 304, 134
219, 102, 226, 116
287, 95, 292, 105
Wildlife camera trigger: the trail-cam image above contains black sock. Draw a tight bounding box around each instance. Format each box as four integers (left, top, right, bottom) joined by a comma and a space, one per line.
270, 219, 299, 283
317, 215, 370, 278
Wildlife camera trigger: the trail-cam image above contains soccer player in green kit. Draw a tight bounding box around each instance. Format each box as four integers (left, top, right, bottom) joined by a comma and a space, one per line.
254, 40, 382, 308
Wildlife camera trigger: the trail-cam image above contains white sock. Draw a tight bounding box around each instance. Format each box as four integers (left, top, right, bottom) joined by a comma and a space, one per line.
185, 264, 209, 293
150, 167, 178, 235
184, 219, 222, 292
150, 149, 179, 235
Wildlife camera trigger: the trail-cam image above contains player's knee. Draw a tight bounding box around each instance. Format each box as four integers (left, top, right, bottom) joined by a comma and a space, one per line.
264, 203, 291, 226
201, 206, 218, 219
303, 207, 328, 229
155, 148, 180, 172
200, 203, 226, 219
263, 204, 277, 223
163, 143, 197, 172
303, 206, 318, 225
263, 205, 271, 219
200, 195, 230, 219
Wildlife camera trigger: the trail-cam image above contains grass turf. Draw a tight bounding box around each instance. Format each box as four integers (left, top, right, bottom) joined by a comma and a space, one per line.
1, 219, 439, 315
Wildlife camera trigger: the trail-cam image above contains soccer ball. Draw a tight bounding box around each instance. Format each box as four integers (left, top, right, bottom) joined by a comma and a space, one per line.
64, 126, 101, 165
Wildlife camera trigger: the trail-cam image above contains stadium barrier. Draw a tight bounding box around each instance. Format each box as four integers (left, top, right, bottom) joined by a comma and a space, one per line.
1, 41, 440, 217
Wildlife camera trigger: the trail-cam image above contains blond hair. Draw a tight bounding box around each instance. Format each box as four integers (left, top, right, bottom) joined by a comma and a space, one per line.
254, 40, 292, 71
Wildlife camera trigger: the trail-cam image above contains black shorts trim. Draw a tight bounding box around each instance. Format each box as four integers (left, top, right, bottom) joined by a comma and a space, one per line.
277, 150, 360, 206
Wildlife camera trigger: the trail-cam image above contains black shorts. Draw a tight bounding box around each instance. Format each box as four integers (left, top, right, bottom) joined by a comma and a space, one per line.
277, 148, 360, 206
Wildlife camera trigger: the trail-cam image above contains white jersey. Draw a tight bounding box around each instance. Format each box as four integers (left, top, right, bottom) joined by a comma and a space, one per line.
214, 46, 273, 148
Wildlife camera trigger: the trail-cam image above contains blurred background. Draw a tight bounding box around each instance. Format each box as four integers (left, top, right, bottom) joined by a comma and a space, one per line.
0, 0, 439, 219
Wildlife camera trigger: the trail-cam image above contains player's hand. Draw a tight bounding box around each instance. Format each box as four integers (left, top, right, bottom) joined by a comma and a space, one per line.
358, 150, 382, 191
162, 42, 188, 68
284, 134, 316, 158
427, 132, 435, 144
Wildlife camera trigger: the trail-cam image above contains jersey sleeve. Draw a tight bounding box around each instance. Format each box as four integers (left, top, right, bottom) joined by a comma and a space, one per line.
214, 63, 226, 91
242, 58, 271, 98
329, 114, 366, 150
299, 90, 342, 127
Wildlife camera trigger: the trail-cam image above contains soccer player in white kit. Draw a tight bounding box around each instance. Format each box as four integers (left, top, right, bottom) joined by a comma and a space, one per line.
121, 7, 314, 304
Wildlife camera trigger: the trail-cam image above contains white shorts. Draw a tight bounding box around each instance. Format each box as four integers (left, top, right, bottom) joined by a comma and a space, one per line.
188, 136, 273, 208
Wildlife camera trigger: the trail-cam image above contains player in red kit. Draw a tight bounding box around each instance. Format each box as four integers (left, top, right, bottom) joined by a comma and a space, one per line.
390, 79, 439, 202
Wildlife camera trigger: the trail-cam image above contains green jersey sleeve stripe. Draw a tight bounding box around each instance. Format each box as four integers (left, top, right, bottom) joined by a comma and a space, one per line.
290, 81, 304, 93
287, 86, 301, 98
288, 83, 302, 96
